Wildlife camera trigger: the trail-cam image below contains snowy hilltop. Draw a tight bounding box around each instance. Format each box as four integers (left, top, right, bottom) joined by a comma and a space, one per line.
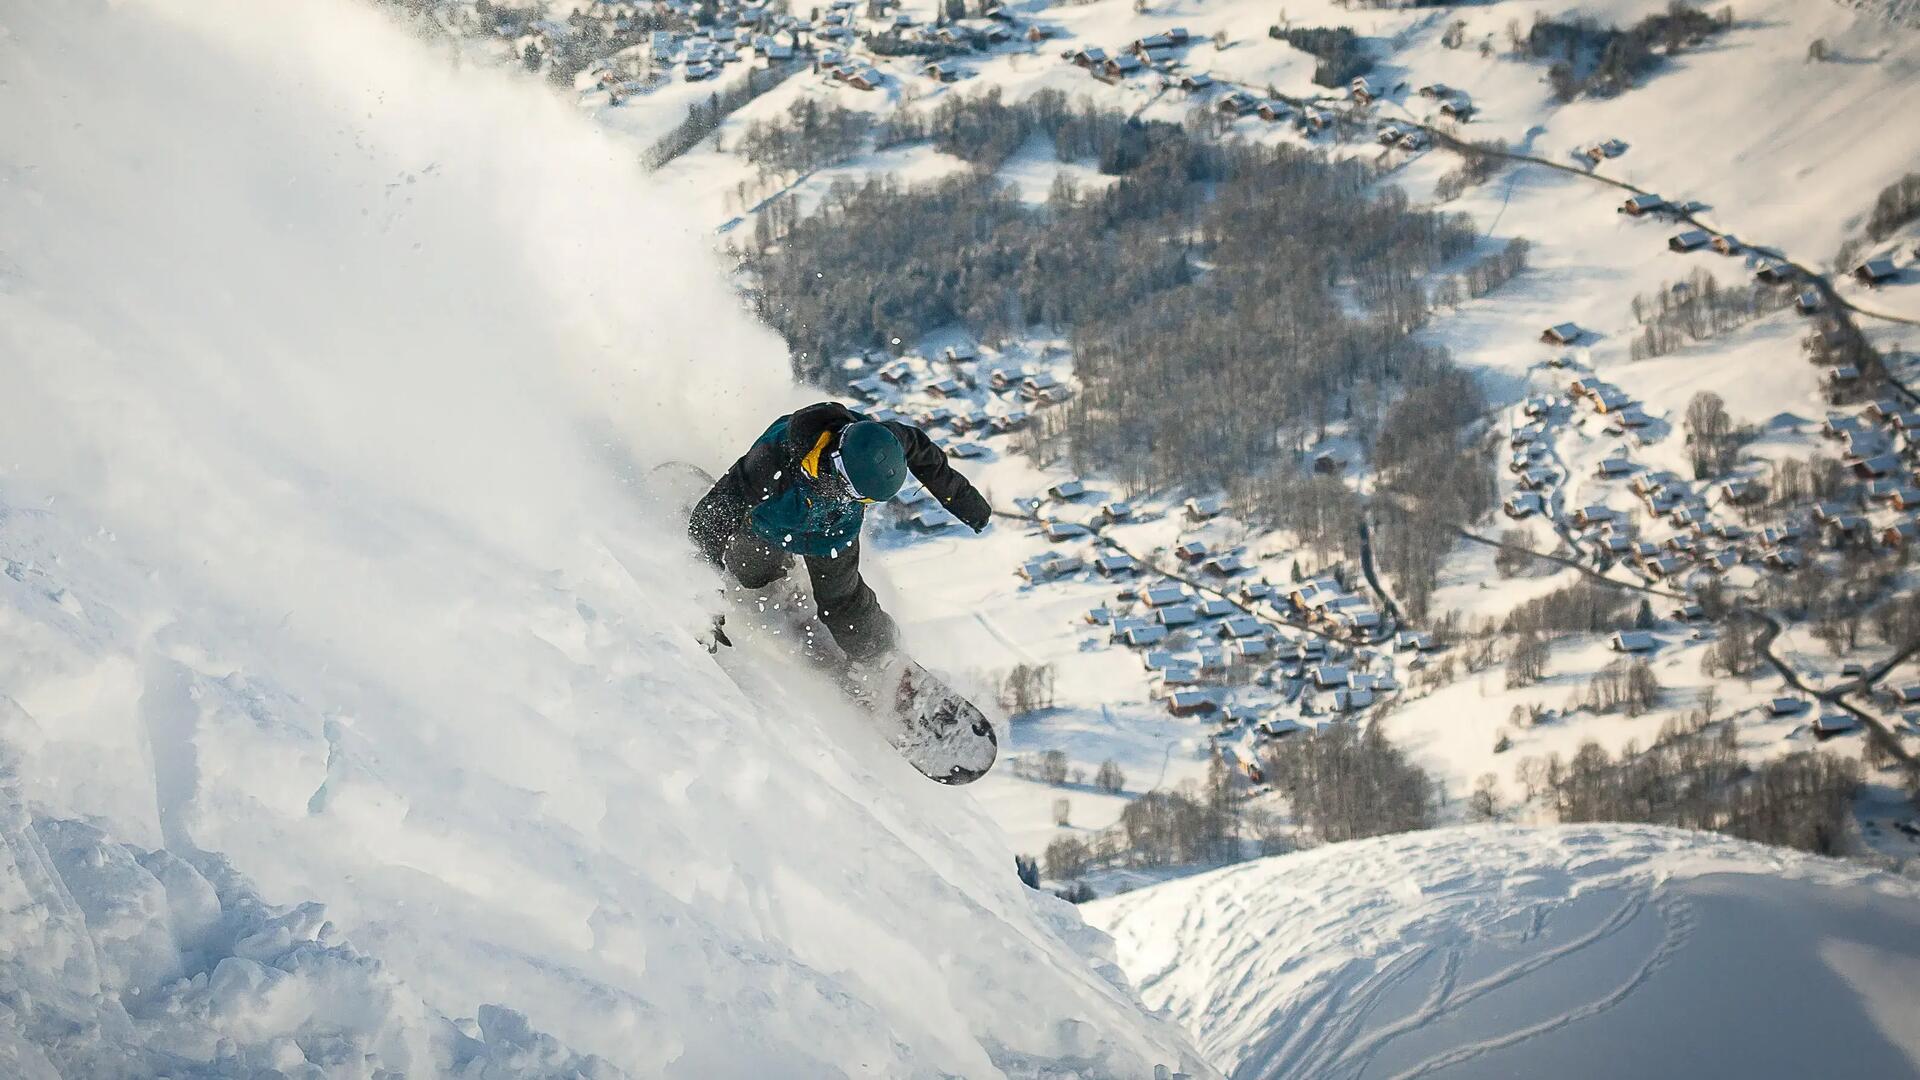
0, 0, 1205, 1074
1089, 824, 1920, 1079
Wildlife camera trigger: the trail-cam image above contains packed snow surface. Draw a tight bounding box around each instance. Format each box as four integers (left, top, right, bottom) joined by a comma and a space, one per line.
1089, 824, 1920, 1080
0, 0, 1208, 1075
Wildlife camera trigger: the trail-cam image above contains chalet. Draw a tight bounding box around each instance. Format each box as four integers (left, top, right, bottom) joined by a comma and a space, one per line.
1439, 99, 1474, 121
1504, 492, 1544, 518
1718, 479, 1758, 504
1189, 596, 1233, 619
1095, 553, 1139, 576
1083, 605, 1112, 626
1099, 54, 1144, 80
847, 375, 885, 400
1069, 46, 1107, 68
1142, 584, 1189, 608
1155, 666, 1201, 690
1754, 261, 1794, 285
1238, 582, 1276, 604
1646, 554, 1689, 579
1668, 230, 1711, 253
1216, 92, 1258, 117
1619, 193, 1666, 216
1595, 457, 1634, 480
1888, 684, 1920, 706
1018, 553, 1082, 582
1707, 234, 1740, 255
988, 411, 1030, 434
1769, 697, 1809, 717
1671, 601, 1706, 622
1124, 623, 1171, 648
1100, 501, 1134, 524
1349, 76, 1374, 104
1582, 138, 1626, 161
1396, 631, 1436, 652
1610, 630, 1658, 653
1130, 32, 1175, 53
1540, 322, 1584, 346
1026, 25, 1056, 42
1140, 649, 1178, 671
843, 67, 882, 91
1235, 637, 1272, 662
1043, 521, 1091, 543
1518, 467, 1555, 491
1259, 718, 1307, 739
1810, 712, 1858, 738
946, 441, 989, 460
1853, 257, 1900, 286
1881, 521, 1918, 548
923, 61, 958, 82
1218, 615, 1265, 641
987, 367, 1025, 391
1152, 599, 1198, 626
925, 377, 963, 398
1202, 553, 1249, 577
1184, 495, 1227, 521
1178, 72, 1215, 91
905, 506, 956, 532
1020, 371, 1070, 402
1174, 539, 1211, 563
1256, 100, 1290, 122
1849, 454, 1901, 480
1418, 82, 1452, 98
1299, 108, 1332, 132
1310, 664, 1350, 689
1891, 489, 1920, 511
1795, 289, 1823, 315
1327, 688, 1376, 712
1764, 546, 1804, 572
1047, 478, 1088, 501
1167, 690, 1218, 717
1572, 504, 1616, 527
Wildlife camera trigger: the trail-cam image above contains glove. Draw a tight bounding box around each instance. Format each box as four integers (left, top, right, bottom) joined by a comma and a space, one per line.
950, 487, 993, 533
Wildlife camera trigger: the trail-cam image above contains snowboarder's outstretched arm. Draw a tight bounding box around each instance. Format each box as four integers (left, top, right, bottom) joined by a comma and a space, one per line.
878, 419, 992, 531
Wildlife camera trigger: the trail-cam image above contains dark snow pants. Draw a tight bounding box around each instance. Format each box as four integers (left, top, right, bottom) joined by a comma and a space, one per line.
718, 528, 898, 663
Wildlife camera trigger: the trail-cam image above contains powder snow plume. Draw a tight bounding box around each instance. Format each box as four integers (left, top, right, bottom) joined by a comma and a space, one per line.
0, 1, 1208, 1075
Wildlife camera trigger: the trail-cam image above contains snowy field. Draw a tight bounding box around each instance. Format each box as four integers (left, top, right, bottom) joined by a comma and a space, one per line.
0, 1, 1210, 1075
1090, 824, 1920, 1080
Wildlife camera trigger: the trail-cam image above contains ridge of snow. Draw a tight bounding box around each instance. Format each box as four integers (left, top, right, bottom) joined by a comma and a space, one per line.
1088, 823, 1920, 1079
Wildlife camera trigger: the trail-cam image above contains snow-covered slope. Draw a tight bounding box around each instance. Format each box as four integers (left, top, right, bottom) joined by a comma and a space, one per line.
1089, 824, 1920, 1080
0, 1, 1209, 1075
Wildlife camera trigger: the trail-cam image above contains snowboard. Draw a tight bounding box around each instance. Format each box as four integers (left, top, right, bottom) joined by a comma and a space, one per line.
650, 461, 998, 785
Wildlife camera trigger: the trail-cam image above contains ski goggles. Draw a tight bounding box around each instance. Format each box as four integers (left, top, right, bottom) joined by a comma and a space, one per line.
830, 451, 879, 503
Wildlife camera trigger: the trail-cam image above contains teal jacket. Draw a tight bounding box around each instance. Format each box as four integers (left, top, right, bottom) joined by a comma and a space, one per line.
690, 402, 991, 560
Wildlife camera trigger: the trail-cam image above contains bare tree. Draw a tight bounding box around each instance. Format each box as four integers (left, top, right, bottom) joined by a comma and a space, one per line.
1094, 758, 1126, 794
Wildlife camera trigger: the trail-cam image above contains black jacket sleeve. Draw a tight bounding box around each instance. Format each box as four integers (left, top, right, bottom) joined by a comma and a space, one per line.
883, 419, 992, 531
690, 438, 788, 565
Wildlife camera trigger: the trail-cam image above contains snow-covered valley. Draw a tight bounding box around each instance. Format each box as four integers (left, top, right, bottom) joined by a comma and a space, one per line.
5, 0, 1920, 1074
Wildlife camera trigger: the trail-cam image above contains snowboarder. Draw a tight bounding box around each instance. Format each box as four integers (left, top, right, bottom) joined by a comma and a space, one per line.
687, 401, 993, 665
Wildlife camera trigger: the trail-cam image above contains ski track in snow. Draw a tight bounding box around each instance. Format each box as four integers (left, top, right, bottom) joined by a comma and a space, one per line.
1090, 825, 1920, 1080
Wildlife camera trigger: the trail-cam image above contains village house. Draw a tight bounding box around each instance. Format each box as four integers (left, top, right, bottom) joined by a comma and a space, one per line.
1095, 553, 1139, 576
1184, 495, 1227, 521
1668, 230, 1711, 253
1619, 193, 1666, 216
1167, 690, 1218, 718
1047, 478, 1088, 501
1174, 539, 1211, 563
1609, 630, 1658, 653
1853, 257, 1900, 286
1711, 234, 1741, 255
1142, 584, 1189, 608
1540, 322, 1584, 345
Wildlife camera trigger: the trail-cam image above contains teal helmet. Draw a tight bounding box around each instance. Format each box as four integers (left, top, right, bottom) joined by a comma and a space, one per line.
834, 421, 908, 501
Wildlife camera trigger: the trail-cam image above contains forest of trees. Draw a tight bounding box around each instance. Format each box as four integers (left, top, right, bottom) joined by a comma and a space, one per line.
1524, 3, 1729, 100
1264, 723, 1436, 843
1269, 25, 1373, 88
1532, 720, 1861, 856
1628, 269, 1778, 361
